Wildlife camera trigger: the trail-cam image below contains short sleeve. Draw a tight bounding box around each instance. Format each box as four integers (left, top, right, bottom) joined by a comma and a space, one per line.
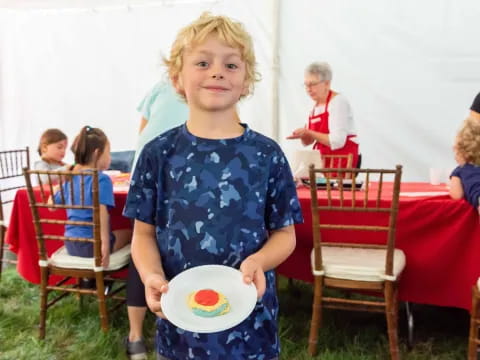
34, 160, 49, 171
471, 92, 480, 113
450, 166, 461, 178
137, 82, 167, 121
99, 174, 115, 208
123, 145, 160, 225
34, 161, 52, 183
265, 149, 303, 230
328, 94, 354, 150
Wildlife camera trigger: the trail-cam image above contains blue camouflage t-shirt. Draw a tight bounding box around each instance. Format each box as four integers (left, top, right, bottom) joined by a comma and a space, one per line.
123, 123, 303, 360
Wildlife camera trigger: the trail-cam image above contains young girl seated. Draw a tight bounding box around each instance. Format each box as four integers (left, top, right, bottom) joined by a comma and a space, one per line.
449, 117, 480, 214
54, 126, 146, 359
55, 125, 131, 265
34, 128, 69, 183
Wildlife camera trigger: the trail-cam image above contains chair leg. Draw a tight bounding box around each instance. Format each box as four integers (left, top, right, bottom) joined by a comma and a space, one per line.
95, 274, 109, 332
405, 301, 415, 349
384, 281, 400, 360
468, 285, 479, 360
0, 227, 5, 282
39, 268, 49, 339
76, 278, 84, 305
308, 276, 323, 356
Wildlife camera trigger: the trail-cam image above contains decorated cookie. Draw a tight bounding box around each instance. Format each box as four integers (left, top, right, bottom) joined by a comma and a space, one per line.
187, 289, 230, 318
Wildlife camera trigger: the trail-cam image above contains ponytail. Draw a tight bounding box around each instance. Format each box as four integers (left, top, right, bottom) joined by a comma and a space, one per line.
71, 126, 108, 166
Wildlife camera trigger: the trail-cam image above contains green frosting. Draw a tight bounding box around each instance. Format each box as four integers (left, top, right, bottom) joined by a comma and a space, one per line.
192, 303, 229, 318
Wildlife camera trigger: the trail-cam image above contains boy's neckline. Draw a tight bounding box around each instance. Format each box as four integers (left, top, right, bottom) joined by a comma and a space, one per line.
182, 123, 249, 143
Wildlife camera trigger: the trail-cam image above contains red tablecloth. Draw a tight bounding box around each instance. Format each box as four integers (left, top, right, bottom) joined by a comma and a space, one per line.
5, 187, 131, 284
277, 182, 480, 310
7, 182, 480, 310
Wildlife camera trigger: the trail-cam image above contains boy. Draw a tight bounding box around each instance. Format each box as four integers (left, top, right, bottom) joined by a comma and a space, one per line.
124, 12, 303, 360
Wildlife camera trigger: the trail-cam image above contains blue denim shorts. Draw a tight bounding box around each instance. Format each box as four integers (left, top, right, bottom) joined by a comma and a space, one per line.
66, 232, 115, 257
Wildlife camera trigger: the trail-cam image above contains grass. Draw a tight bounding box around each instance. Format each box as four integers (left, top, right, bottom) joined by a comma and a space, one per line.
278, 281, 468, 359
0, 267, 470, 359
0, 268, 156, 360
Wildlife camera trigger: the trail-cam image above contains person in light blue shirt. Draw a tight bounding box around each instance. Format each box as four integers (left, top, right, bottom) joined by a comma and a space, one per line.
133, 80, 189, 170
123, 81, 189, 359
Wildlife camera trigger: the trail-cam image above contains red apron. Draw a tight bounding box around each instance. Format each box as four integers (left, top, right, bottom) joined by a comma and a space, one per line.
308, 90, 359, 169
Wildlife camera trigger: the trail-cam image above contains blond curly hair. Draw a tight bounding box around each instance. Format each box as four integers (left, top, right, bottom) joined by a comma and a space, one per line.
455, 117, 480, 165
164, 12, 260, 100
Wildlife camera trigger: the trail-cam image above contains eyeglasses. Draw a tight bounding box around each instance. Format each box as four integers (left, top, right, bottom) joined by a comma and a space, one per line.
303, 81, 322, 88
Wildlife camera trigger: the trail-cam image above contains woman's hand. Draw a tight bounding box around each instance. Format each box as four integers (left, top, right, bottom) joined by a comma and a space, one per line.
240, 256, 266, 299
144, 273, 169, 319
286, 127, 307, 139
287, 128, 315, 145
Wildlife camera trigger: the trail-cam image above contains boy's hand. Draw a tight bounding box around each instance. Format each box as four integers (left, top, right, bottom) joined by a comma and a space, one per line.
144, 273, 169, 319
240, 257, 266, 299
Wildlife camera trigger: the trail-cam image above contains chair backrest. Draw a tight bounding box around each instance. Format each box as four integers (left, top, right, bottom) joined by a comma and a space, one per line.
23, 168, 103, 267
309, 164, 402, 277
321, 153, 353, 179
321, 153, 353, 170
0, 147, 30, 215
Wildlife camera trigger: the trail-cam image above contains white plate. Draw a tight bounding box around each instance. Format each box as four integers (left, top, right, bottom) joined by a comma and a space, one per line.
103, 170, 121, 176
161, 264, 257, 333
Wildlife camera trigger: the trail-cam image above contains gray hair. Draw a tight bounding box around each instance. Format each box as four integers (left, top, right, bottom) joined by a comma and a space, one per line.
305, 62, 332, 81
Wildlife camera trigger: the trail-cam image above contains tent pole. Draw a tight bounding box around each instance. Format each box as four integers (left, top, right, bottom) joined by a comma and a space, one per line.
271, 0, 280, 142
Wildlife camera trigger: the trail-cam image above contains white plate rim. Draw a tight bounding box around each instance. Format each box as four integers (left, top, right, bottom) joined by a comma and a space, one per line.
160, 264, 257, 333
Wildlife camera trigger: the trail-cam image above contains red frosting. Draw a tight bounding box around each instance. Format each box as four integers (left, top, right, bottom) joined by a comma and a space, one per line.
194, 289, 219, 306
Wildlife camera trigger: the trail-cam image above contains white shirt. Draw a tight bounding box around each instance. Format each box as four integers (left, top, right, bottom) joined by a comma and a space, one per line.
33, 160, 67, 183
310, 93, 358, 150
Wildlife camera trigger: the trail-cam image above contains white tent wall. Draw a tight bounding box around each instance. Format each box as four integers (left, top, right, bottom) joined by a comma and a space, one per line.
0, 0, 275, 164
0, 0, 479, 181
278, 0, 480, 181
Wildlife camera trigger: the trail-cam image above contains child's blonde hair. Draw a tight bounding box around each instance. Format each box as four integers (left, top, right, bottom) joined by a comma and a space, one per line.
455, 117, 480, 165
164, 12, 260, 100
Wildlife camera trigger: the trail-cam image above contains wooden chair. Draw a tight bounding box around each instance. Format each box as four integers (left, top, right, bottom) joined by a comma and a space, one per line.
322, 153, 353, 169
468, 280, 480, 359
0, 147, 30, 280
23, 168, 130, 339
308, 165, 404, 359
321, 154, 353, 179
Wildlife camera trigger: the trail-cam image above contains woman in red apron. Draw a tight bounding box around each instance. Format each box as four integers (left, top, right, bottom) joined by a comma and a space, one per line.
287, 62, 359, 172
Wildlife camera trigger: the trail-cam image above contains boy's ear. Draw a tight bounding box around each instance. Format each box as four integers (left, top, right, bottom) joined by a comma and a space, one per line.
172, 75, 184, 93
